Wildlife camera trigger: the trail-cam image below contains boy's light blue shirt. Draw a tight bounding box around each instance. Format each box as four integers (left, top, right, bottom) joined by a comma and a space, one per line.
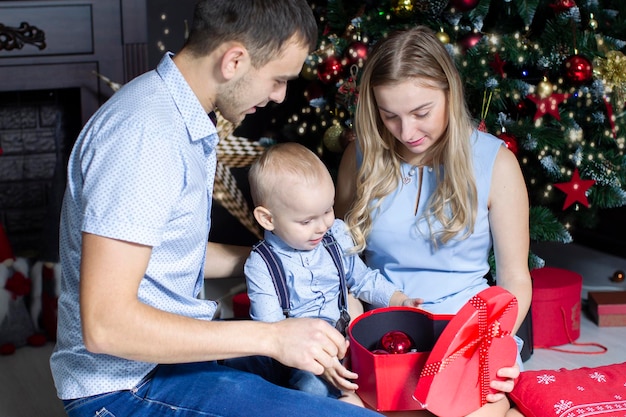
51, 53, 219, 399
245, 219, 399, 325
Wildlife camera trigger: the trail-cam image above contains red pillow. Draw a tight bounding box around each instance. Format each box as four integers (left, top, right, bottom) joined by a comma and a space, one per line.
509, 362, 626, 417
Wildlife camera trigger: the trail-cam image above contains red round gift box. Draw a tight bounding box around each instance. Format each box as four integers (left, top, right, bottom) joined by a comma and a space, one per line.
531, 267, 582, 347
232, 291, 251, 319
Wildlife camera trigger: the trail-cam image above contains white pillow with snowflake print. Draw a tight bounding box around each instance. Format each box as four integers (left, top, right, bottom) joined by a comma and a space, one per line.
509, 362, 626, 417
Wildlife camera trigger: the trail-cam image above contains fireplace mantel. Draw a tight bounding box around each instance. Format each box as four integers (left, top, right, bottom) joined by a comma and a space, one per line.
0, 0, 149, 258
0, 0, 149, 124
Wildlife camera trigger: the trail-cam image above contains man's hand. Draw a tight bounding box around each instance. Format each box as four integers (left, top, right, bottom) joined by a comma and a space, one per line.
270, 318, 349, 375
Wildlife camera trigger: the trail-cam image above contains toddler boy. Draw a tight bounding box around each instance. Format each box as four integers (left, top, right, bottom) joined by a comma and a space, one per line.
242, 142, 422, 405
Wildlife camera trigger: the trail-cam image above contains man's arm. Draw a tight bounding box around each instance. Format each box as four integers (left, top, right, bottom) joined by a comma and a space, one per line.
79, 232, 344, 374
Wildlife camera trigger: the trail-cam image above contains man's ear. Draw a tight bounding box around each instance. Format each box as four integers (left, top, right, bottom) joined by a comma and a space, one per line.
220, 43, 250, 81
253, 206, 275, 231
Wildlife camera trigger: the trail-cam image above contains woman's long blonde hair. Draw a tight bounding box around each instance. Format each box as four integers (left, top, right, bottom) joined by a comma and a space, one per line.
346, 26, 477, 251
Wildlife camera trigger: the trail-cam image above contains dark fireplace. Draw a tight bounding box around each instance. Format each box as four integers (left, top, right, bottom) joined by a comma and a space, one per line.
0, 88, 81, 260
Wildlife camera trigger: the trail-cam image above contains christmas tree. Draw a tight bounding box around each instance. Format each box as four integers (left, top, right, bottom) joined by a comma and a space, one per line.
246, 0, 626, 270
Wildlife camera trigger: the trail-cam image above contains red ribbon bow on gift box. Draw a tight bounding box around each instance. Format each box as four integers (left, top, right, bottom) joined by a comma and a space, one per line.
414, 286, 519, 417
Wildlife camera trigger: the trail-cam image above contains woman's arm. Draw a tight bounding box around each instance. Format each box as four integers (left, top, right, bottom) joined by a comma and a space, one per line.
204, 241, 251, 279
335, 141, 358, 219
488, 146, 533, 333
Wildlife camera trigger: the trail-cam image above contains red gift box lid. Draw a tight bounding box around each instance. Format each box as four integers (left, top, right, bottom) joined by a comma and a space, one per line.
413, 286, 519, 417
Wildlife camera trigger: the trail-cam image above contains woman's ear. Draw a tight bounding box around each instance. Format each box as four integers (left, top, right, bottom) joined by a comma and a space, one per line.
253, 206, 274, 231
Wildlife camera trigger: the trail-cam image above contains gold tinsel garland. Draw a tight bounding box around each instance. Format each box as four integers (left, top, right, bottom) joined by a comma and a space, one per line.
594, 50, 626, 105
213, 110, 264, 239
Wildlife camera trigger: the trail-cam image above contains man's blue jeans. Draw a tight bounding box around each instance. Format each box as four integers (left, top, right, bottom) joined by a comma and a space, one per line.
62, 361, 382, 417
223, 355, 342, 398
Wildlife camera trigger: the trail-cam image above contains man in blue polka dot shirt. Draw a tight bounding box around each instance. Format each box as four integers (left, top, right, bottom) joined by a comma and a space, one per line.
50, 1, 382, 416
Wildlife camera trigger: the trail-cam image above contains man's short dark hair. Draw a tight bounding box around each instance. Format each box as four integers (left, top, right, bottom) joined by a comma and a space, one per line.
185, 0, 318, 67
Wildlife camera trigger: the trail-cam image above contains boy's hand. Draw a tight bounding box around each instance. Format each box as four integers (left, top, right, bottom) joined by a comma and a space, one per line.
401, 297, 424, 308
322, 357, 359, 392
389, 291, 423, 308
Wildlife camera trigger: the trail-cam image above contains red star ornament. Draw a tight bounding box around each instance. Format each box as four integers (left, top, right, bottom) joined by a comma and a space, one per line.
553, 168, 595, 210
489, 53, 507, 78
526, 92, 568, 121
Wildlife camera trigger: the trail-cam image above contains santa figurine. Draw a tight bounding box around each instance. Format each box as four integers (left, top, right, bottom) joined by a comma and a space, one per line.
0, 224, 46, 355
30, 260, 61, 342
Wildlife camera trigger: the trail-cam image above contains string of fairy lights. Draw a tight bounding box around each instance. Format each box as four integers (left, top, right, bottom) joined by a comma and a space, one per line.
150, 1, 626, 242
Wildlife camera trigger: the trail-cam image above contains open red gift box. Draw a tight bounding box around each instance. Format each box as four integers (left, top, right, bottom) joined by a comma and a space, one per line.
348, 286, 518, 416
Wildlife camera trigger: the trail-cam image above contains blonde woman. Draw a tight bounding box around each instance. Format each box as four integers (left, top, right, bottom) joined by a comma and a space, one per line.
335, 27, 531, 417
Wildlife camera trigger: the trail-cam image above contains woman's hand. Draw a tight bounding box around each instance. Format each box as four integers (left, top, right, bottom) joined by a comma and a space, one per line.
486, 363, 520, 403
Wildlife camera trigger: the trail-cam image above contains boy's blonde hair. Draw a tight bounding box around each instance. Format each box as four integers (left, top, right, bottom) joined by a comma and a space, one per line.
249, 142, 330, 208
346, 26, 477, 251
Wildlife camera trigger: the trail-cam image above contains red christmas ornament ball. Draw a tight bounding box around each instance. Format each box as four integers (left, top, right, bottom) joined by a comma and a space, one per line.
498, 132, 519, 155
344, 41, 368, 67
550, 0, 576, 14
317, 55, 344, 84
450, 0, 480, 12
380, 330, 414, 354
459, 32, 483, 52
563, 54, 593, 85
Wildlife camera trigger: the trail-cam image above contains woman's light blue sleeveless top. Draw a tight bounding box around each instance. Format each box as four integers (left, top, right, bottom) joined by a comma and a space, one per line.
361, 130, 503, 314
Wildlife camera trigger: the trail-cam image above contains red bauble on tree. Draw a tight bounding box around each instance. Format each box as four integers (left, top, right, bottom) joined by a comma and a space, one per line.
317, 55, 344, 84
550, 0, 576, 14
498, 131, 519, 155
450, 0, 479, 13
344, 41, 368, 67
459, 32, 483, 53
563, 54, 593, 85
379, 330, 414, 354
